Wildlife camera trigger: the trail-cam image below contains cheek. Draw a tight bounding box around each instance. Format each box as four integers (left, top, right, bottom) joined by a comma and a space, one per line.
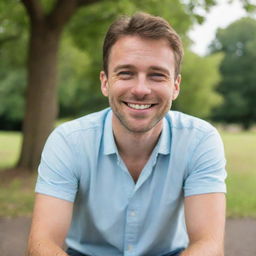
157, 86, 173, 99
111, 82, 130, 95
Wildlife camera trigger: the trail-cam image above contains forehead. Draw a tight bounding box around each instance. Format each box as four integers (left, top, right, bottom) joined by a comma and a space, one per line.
108, 35, 175, 72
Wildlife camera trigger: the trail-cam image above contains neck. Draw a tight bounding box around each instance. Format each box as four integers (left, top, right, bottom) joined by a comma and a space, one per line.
112, 119, 163, 160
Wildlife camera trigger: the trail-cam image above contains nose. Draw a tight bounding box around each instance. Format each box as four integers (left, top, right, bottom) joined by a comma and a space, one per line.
130, 75, 151, 99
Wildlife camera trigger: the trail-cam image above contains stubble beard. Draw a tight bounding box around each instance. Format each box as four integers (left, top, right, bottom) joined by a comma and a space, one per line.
109, 96, 171, 134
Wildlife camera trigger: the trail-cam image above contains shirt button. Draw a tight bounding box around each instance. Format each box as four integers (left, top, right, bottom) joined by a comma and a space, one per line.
127, 244, 133, 251
130, 211, 136, 216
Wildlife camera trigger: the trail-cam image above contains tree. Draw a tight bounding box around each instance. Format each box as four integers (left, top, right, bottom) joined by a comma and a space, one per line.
17, 0, 100, 171
210, 17, 256, 129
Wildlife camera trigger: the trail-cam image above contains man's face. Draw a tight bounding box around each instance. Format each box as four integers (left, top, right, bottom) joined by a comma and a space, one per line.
100, 35, 181, 134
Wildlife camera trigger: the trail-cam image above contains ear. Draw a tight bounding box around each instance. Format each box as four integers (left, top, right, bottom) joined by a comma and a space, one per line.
100, 71, 109, 97
172, 74, 181, 100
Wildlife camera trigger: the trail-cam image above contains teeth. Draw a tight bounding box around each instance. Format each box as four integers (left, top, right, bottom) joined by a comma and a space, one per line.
128, 103, 151, 110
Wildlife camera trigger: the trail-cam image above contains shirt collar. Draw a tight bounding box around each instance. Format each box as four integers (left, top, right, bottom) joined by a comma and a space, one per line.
103, 110, 171, 155
157, 116, 171, 155
103, 111, 118, 155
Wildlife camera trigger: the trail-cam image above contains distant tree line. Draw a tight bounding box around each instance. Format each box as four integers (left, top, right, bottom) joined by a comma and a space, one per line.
210, 17, 256, 129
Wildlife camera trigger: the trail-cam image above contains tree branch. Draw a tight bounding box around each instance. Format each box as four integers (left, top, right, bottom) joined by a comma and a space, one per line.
47, 0, 100, 29
20, 0, 44, 22
47, 0, 79, 29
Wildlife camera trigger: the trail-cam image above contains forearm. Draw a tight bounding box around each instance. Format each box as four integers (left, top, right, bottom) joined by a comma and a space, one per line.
180, 239, 224, 256
182, 193, 226, 256
26, 238, 68, 256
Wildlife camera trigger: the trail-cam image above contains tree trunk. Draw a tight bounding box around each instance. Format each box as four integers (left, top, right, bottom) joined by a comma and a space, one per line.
17, 22, 61, 171
16, 0, 99, 172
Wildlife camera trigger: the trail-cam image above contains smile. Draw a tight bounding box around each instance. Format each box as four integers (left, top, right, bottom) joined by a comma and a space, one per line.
127, 103, 152, 110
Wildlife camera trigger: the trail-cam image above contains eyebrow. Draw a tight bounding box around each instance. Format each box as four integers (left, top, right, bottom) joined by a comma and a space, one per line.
113, 64, 171, 76
113, 65, 135, 73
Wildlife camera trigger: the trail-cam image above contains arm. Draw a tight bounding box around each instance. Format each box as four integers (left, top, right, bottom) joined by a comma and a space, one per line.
181, 193, 226, 256
26, 194, 73, 256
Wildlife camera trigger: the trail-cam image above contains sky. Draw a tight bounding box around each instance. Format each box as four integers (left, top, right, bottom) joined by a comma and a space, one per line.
188, 0, 248, 56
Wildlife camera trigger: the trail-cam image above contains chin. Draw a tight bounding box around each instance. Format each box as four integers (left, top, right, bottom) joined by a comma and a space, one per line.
122, 121, 160, 134
126, 127, 152, 134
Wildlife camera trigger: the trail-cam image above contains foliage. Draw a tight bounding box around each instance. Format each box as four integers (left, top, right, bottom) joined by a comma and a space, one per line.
0, 0, 28, 41
210, 17, 256, 129
0, 1, 28, 129
58, 35, 96, 117
2, 0, 253, 129
173, 50, 223, 118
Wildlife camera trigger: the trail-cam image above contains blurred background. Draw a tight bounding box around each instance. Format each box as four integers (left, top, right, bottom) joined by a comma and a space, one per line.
0, 0, 256, 254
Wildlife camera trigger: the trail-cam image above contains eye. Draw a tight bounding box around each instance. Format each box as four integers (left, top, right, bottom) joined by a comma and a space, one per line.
117, 71, 134, 79
149, 73, 166, 81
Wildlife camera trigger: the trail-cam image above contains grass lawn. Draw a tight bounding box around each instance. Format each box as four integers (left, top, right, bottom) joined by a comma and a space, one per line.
0, 129, 256, 217
221, 130, 256, 217
0, 131, 22, 169
0, 173, 36, 217
0, 131, 35, 217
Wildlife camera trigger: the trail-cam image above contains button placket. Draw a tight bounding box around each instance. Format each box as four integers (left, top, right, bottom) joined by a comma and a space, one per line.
124, 196, 140, 255
130, 210, 136, 217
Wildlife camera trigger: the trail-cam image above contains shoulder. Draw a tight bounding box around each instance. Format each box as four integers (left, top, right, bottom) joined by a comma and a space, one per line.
166, 111, 222, 154
43, 108, 111, 155
41, 108, 111, 175
167, 111, 216, 134
55, 108, 111, 139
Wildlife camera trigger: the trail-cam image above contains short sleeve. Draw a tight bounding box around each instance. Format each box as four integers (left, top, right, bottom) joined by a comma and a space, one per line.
35, 126, 79, 202
184, 128, 227, 197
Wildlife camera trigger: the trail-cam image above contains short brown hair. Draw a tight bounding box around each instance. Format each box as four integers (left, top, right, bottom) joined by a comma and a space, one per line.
103, 12, 184, 78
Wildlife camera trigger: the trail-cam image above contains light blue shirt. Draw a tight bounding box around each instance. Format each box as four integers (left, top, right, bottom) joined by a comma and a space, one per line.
36, 108, 227, 256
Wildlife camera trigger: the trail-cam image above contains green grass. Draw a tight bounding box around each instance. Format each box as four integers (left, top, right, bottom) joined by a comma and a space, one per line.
0, 131, 35, 217
0, 176, 36, 217
0, 130, 256, 217
0, 131, 21, 169
226, 172, 256, 217
220, 130, 256, 217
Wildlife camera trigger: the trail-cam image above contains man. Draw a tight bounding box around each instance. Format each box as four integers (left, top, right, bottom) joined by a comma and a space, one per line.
27, 12, 227, 256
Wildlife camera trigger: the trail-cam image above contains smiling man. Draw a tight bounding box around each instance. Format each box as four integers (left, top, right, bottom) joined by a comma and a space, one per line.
27, 13, 227, 256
